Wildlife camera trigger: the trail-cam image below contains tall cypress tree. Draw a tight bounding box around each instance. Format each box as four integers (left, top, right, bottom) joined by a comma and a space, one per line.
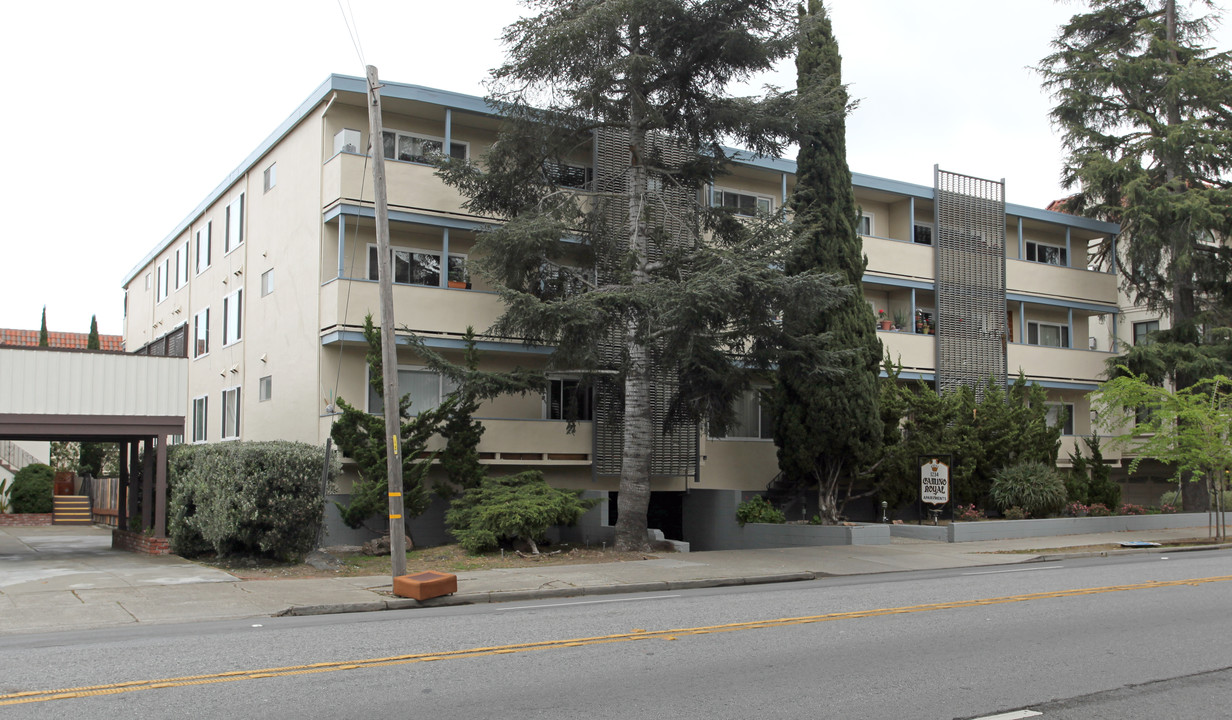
87, 315, 100, 350
771, 1, 883, 524
38, 307, 48, 347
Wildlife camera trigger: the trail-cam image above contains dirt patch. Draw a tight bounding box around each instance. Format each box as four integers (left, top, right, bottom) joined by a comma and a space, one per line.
197, 543, 660, 580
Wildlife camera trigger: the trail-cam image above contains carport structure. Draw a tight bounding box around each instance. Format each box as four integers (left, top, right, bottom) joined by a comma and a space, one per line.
0, 346, 186, 538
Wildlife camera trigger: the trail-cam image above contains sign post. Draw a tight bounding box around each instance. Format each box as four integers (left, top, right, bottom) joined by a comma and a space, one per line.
918, 455, 952, 525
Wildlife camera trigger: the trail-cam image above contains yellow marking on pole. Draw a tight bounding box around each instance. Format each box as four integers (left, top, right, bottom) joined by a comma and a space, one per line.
388, 492, 401, 497
389, 514, 402, 520
6, 574, 1231, 706
392, 435, 399, 457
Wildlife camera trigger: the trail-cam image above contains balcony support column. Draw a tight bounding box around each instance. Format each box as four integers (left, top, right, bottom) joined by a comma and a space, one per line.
1065, 227, 1072, 268
780, 173, 787, 208
1112, 311, 1118, 351
909, 198, 915, 243
444, 108, 452, 158
441, 227, 450, 288
1019, 303, 1026, 345
910, 288, 917, 333
1109, 234, 1117, 274
338, 215, 347, 279
1068, 308, 1074, 349
1017, 218, 1024, 260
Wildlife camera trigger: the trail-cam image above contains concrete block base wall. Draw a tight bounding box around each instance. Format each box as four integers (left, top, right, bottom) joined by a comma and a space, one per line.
887, 512, 1219, 542
682, 489, 890, 551
112, 528, 171, 555
0, 513, 53, 527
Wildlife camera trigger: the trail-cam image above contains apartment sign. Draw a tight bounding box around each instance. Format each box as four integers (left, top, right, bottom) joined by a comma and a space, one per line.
920, 458, 950, 505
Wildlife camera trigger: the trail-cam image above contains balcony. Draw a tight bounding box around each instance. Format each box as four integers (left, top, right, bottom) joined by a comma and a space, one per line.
320, 277, 504, 337
1007, 344, 1113, 385
879, 330, 936, 376
864, 235, 935, 282
474, 418, 593, 464
322, 152, 469, 216
1007, 259, 1117, 307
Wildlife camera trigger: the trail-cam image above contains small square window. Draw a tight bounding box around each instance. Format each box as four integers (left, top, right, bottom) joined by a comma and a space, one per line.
263, 163, 277, 192
259, 375, 272, 402
261, 268, 274, 297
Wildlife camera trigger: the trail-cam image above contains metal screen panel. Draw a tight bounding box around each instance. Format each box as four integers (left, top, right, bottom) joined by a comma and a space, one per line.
933, 168, 1006, 398
591, 127, 698, 478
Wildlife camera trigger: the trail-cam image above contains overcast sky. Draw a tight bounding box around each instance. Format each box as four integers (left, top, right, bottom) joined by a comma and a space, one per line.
2, 1, 1228, 337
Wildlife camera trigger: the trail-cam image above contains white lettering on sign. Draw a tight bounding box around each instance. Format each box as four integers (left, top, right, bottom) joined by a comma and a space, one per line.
920, 459, 950, 505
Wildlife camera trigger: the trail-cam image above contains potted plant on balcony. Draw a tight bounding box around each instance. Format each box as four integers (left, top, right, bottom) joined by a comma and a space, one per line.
877, 309, 892, 330
893, 309, 908, 332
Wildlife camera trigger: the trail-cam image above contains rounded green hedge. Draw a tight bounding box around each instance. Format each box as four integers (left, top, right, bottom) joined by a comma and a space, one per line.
11, 463, 54, 514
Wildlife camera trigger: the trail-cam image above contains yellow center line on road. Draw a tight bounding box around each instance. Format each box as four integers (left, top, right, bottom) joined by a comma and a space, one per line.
4, 573, 1229, 706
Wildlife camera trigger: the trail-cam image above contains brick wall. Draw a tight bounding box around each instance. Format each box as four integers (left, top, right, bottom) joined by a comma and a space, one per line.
112, 528, 171, 555
0, 513, 53, 527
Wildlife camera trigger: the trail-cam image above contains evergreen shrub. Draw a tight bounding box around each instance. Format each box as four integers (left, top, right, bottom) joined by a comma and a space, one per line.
167, 442, 330, 561
990, 461, 1067, 518
445, 471, 597, 554
736, 495, 787, 526
11, 463, 54, 514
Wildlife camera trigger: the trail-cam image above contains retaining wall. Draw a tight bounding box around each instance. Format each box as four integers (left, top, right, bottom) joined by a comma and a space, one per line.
682, 489, 890, 551
887, 512, 1215, 542
0, 513, 52, 527
112, 528, 171, 555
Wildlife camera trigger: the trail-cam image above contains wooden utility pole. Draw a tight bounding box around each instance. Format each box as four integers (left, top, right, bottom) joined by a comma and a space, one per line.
366, 65, 407, 579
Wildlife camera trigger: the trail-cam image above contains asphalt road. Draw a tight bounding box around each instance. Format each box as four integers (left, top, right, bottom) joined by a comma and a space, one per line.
3, 550, 1231, 719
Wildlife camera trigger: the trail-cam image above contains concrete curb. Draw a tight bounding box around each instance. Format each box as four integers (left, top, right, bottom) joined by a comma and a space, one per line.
1032, 541, 1232, 562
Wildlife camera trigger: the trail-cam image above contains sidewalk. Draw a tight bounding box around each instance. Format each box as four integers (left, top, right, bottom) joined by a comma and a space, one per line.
1, 525, 1226, 636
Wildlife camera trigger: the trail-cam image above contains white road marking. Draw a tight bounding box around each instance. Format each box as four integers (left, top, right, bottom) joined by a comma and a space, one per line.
971, 710, 1042, 719
497, 595, 680, 611
962, 565, 1063, 576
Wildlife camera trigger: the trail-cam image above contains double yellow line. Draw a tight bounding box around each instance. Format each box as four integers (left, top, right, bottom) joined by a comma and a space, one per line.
4, 574, 1228, 706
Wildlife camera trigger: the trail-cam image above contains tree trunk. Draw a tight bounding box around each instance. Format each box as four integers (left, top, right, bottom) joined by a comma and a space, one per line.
613, 36, 654, 552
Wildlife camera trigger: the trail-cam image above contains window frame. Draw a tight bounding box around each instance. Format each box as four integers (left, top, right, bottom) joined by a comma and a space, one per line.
381, 129, 468, 165
258, 375, 272, 402
193, 307, 210, 359
366, 365, 456, 415
191, 395, 208, 443
175, 240, 190, 289
366, 244, 466, 288
545, 377, 593, 421
1132, 319, 1160, 346
710, 187, 774, 217
260, 268, 274, 297
857, 212, 875, 237
913, 222, 933, 245
221, 386, 241, 440
263, 163, 277, 192
222, 288, 243, 347
710, 387, 774, 440
1045, 402, 1075, 436
155, 259, 169, 303
1027, 320, 1070, 349
224, 194, 244, 255
1025, 240, 1068, 267
195, 222, 212, 275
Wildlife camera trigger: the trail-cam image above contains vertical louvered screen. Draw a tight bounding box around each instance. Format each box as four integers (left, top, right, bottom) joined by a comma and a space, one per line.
933, 168, 1007, 399
591, 127, 698, 478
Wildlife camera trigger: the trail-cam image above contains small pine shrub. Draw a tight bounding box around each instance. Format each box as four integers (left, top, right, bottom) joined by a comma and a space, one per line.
446, 470, 597, 554
736, 495, 786, 526
990, 462, 1067, 518
11, 463, 54, 514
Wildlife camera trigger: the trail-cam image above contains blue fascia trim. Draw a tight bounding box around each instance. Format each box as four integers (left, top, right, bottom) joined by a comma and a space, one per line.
863, 274, 934, 291
325, 203, 498, 232
883, 370, 936, 382
328, 74, 500, 117
1006, 292, 1118, 315
321, 329, 554, 355
1025, 379, 1100, 391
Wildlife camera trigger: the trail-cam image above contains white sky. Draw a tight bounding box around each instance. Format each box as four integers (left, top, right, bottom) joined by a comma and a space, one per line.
2, 1, 1227, 337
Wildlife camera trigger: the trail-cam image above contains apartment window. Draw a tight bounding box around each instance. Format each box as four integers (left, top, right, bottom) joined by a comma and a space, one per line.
367, 245, 465, 288
263, 163, 277, 192
195, 222, 212, 274
261, 268, 274, 297
221, 387, 241, 440
1133, 320, 1159, 346
156, 259, 169, 303
222, 289, 242, 346
1025, 241, 1067, 267
193, 308, 210, 358
192, 396, 208, 442
547, 378, 592, 421
367, 367, 457, 414
857, 213, 874, 236
225, 194, 244, 253
259, 375, 272, 402
913, 222, 933, 245
713, 388, 773, 439
174, 241, 190, 289
145, 273, 151, 290
381, 130, 467, 164
711, 189, 772, 217
1045, 403, 1075, 436
1027, 321, 1070, 348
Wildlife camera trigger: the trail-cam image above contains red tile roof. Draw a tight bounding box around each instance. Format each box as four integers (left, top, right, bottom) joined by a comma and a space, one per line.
0, 328, 125, 352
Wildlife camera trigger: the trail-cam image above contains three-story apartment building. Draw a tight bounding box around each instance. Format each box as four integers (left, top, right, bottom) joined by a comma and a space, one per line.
122, 75, 1121, 544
